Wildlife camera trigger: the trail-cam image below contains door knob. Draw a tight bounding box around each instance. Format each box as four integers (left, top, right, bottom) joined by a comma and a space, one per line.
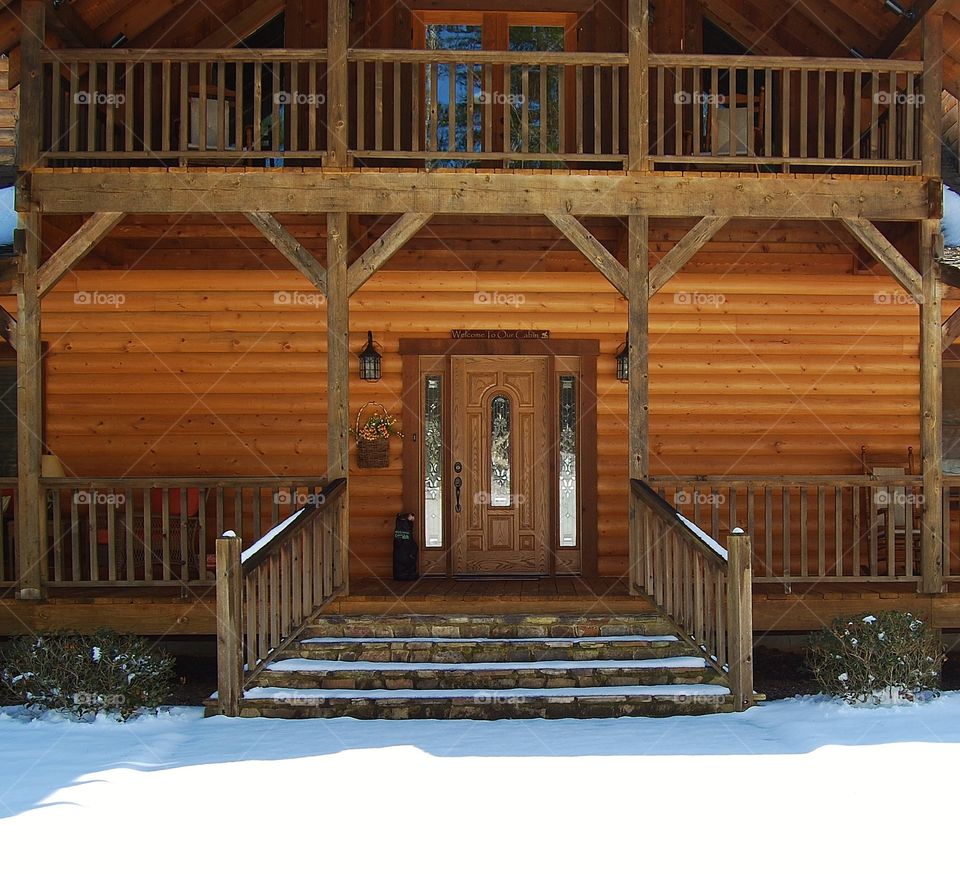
454, 476, 463, 513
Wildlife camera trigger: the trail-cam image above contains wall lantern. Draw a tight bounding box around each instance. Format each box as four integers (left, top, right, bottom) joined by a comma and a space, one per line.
358, 331, 383, 382
616, 333, 629, 383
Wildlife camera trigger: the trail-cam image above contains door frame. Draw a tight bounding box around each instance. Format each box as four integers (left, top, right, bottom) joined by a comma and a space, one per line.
400, 337, 599, 577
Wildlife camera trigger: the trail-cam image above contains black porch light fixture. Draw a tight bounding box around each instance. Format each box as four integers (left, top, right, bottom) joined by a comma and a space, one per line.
616, 333, 629, 383
358, 330, 383, 382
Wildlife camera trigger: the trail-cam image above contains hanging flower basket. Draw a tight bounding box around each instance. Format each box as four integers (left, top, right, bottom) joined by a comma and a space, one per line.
353, 402, 402, 469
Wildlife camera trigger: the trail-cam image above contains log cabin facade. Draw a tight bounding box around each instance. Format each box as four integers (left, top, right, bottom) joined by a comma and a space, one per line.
1, 0, 959, 714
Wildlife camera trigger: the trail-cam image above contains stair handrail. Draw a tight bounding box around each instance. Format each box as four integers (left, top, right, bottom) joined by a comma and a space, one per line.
216, 477, 348, 716
630, 478, 753, 711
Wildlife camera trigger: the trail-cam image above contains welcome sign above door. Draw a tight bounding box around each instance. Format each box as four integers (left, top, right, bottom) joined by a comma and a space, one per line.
450, 330, 550, 340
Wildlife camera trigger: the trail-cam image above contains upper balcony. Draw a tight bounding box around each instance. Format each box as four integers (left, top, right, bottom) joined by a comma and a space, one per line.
30, 46, 931, 176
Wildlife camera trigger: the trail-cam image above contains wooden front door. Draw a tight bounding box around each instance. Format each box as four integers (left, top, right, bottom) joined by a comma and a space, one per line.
451, 355, 550, 575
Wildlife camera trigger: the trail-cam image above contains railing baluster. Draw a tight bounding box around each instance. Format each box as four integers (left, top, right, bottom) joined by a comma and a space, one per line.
376, 59, 385, 153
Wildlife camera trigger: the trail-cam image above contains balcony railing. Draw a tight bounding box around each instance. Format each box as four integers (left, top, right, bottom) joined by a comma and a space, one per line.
34, 47, 929, 175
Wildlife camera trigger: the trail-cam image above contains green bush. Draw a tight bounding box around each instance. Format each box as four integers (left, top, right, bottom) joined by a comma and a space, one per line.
806, 611, 944, 706
0, 630, 174, 720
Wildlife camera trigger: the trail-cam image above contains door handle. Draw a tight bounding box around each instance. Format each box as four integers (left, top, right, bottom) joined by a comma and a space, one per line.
454, 476, 463, 513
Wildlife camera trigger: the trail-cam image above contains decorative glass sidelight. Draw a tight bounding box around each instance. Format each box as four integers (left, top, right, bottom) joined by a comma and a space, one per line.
490, 395, 512, 507
559, 375, 578, 546
424, 376, 443, 547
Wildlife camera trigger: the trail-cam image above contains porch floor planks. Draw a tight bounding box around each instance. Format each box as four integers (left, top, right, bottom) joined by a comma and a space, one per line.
3, 580, 960, 634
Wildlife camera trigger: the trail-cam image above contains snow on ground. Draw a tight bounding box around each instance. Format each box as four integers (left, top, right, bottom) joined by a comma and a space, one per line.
3, 695, 960, 873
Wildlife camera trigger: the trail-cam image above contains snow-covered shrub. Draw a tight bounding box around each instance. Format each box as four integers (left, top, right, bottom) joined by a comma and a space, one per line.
806, 612, 944, 706
0, 631, 173, 719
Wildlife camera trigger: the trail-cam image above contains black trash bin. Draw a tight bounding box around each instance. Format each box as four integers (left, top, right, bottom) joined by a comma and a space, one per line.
393, 513, 419, 581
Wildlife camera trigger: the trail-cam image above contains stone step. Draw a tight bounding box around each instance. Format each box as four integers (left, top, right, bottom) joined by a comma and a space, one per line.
293, 634, 689, 663
255, 656, 722, 691
209, 684, 734, 719
305, 614, 676, 640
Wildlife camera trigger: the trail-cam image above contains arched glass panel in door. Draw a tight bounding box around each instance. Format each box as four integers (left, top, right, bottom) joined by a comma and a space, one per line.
490, 394, 512, 507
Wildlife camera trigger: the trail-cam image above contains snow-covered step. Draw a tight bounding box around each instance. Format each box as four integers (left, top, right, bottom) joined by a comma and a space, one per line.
226, 683, 734, 719
293, 633, 688, 663
305, 613, 676, 640
255, 656, 717, 691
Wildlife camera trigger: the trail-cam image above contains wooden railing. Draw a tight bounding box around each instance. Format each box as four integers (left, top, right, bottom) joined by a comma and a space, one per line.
350, 49, 627, 165
650, 475, 925, 588
649, 55, 924, 171
630, 479, 753, 711
30, 46, 929, 175
38, 476, 327, 587
215, 477, 348, 716
40, 49, 329, 162
0, 478, 17, 584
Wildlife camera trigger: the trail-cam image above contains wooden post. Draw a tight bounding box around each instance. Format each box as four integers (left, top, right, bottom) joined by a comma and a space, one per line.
627, 214, 650, 594
215, 534, 243, 717
920, 217, 944, 594
726, 531, 754, 712
326, 0, 349, 167
15, 208, 43, 600
920, 12, 943, 178
17, 1, 44, 171
627, 0, 649, 172
919, 13, 944, 595
15, 2, 45, 600
327, 211, 350, 592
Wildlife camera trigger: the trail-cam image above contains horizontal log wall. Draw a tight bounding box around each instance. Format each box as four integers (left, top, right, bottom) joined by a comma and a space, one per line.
17, 252, 922, 578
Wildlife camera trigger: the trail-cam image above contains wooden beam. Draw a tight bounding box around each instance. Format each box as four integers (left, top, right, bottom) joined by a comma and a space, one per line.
701, 0, 790, 55
841, 218, 922, 304
921, 11, 944, 178
32, 171, 934, 220
17, 1, 44, 172
36, 212, 124, 298
347, 213, 432, 297
196, 0, 284, 49
45, 0, 101, 48
327, 0, 349, 167
920, 218, 944, 594
649, 216, 729, 297
16, 206, 42, 600
877, 0, 945, 58
0, 302, 16, 349
627, 0, 649, 172
546, 213, 627, 296
627, 213, 649, 596
326, 211, 350, 593
942, 301, 960, 350
244, 212, 326, 292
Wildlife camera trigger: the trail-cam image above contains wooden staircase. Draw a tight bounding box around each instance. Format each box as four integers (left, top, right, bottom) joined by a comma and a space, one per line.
206, 612, 734, 719
210, 478, 754, 719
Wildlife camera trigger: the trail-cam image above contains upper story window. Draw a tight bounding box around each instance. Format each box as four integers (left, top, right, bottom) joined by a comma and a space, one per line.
416, 12, 573, 167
